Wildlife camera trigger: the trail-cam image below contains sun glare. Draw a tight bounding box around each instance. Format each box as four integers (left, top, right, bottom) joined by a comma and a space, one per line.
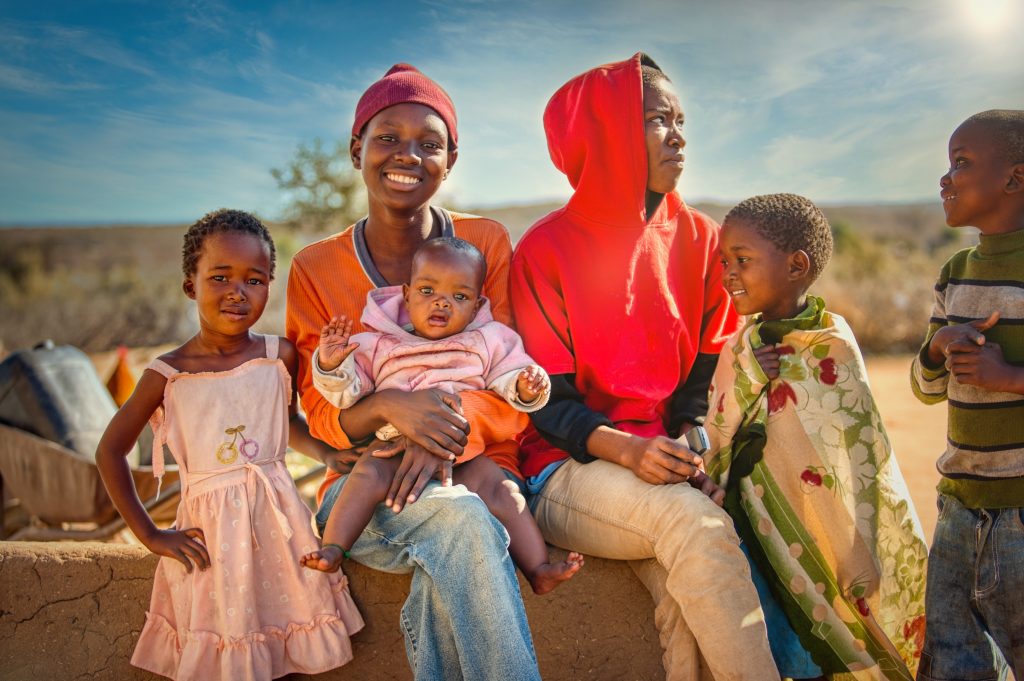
962, 0, 1016, 33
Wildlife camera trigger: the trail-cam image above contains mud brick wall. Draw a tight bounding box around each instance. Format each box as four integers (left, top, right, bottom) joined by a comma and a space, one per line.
0, 542, 664, 680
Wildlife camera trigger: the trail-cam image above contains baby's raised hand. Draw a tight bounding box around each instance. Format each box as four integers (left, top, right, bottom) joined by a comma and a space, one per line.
753, 343, 781, 380
516, 365, 549, 403
928, 311, 999, 366
318, 316, 359, 372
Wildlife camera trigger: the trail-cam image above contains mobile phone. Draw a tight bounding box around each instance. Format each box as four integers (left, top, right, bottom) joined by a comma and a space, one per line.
684, 424, 709, 455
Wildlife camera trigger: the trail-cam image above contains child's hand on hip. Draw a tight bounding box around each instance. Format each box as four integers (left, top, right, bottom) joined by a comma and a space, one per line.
928, 311, 999, 366
145, 527, 210, 572
318, 315, 360, 372
516, 365, 549, 402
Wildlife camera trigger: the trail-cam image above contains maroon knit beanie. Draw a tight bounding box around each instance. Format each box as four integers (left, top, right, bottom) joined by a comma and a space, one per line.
351, 64, 458, 149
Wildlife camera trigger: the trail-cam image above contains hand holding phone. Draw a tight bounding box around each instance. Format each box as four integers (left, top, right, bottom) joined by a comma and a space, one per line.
683, 424, 709, 455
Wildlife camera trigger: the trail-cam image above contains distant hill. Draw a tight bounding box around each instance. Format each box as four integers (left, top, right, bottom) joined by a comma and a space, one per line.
0, 200, 964, 355
467, 200, 950, 246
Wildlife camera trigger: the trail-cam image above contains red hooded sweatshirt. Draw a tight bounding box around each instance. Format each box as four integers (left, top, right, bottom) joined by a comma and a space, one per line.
511, 53, 738, 478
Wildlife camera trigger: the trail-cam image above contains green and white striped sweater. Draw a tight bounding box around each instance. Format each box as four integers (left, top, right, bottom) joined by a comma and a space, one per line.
911, 228, 1024, 508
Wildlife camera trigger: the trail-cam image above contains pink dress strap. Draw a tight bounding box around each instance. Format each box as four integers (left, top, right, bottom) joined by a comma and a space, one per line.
147, 358, 179, 378
265, 335, 293, 406
264, 334, 279, 360
145, 358, 179, 497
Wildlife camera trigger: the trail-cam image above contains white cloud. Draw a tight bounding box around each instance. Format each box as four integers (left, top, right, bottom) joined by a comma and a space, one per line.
43, 25, 157, 77
2, 0, 1021, 221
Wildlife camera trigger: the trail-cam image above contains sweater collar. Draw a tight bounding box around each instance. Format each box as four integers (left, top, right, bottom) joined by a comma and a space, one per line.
976, 228, 1024, 257
352, 206, 454, 287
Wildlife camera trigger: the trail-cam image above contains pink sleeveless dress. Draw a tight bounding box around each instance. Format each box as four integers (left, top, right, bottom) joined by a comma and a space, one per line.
131, 335, 363, 681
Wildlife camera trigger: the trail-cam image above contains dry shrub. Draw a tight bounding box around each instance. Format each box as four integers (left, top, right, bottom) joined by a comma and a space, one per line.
0, 224, 301, 353
813, 222, 966, 353
0, 246, 193, 352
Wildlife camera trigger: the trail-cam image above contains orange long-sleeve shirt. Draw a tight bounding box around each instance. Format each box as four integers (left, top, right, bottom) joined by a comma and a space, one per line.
285, 210, 522, 502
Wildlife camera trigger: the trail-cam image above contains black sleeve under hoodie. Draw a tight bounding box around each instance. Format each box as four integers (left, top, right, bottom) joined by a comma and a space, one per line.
529, 352, 719, 462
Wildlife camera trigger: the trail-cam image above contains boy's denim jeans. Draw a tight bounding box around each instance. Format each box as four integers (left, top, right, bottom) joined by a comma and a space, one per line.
316, 476, 540, 681
918, 493, 1021, 681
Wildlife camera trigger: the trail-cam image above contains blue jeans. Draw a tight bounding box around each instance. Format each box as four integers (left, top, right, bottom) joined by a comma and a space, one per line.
740, 542, 822, 679
316, 475, 540, 681
917, 494, 1020, 681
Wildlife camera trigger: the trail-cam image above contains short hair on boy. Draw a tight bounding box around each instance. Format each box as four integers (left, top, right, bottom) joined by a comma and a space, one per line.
964, 109, 1024, 164
182, 209, 276, 279
414, 236, 487, 287
724, 193, 834, 283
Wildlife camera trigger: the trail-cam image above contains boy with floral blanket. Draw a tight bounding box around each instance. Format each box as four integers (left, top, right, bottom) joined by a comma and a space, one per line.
705, 193, 928, 680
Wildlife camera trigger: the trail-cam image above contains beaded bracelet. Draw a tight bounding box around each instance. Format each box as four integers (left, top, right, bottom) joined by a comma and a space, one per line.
322, 543, 350, 559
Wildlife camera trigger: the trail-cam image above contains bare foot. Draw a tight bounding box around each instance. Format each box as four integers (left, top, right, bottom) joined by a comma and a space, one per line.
528, 551, 585, 595
299, 545, 345, 573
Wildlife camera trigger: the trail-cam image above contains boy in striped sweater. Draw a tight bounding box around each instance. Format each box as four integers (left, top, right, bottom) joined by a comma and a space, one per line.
911, 109, 1024, 681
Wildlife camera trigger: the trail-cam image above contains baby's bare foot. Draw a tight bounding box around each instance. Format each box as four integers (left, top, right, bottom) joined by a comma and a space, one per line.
299, 545, 345, 573
529, 551, 584, 595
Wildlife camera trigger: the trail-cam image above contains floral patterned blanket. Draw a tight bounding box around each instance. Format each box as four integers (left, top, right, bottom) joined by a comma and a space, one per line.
705, 297, 927, 680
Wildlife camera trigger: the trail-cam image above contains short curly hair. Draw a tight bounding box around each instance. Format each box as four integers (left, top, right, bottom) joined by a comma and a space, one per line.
963, 109, 1024, 164
181, 209, 276, 279
724, 193, 834, 283
413, 236, 487, 289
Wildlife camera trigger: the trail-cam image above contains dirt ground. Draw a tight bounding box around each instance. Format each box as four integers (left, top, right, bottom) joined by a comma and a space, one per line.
864, 354, 945, 541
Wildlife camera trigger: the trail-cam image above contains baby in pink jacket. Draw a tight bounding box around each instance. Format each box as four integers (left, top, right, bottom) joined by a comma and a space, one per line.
311, 274, 546, 416
301, 237, 583, 595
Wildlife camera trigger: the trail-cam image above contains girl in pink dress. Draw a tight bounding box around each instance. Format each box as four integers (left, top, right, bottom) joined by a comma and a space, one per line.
96, 209, 363, 681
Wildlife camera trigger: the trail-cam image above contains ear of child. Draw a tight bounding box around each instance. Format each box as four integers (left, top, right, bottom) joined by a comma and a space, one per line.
788, 250, 811, 282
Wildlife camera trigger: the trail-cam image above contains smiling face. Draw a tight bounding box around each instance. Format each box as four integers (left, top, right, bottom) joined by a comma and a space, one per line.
940, 120, 1020, 234
351, 102, 456, 215
185, 231, 271, 337
402, 247, 484, 340
643, 76, 686, 195
720, 218, 809, 322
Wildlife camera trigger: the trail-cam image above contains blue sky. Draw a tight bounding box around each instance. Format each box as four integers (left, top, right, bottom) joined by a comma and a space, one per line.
1, 0, 1021, 224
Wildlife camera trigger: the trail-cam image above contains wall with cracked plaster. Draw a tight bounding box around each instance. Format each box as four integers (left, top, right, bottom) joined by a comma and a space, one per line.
0, 542, 664, 681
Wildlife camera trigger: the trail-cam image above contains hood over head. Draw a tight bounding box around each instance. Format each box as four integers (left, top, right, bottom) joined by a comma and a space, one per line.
544, 52, 676, 227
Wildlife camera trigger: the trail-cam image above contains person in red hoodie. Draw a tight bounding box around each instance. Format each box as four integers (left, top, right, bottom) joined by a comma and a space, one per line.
511, 53, 778, 681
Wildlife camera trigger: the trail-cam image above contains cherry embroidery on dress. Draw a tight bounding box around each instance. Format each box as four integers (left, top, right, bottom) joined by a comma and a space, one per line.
216, 425, 260, 464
